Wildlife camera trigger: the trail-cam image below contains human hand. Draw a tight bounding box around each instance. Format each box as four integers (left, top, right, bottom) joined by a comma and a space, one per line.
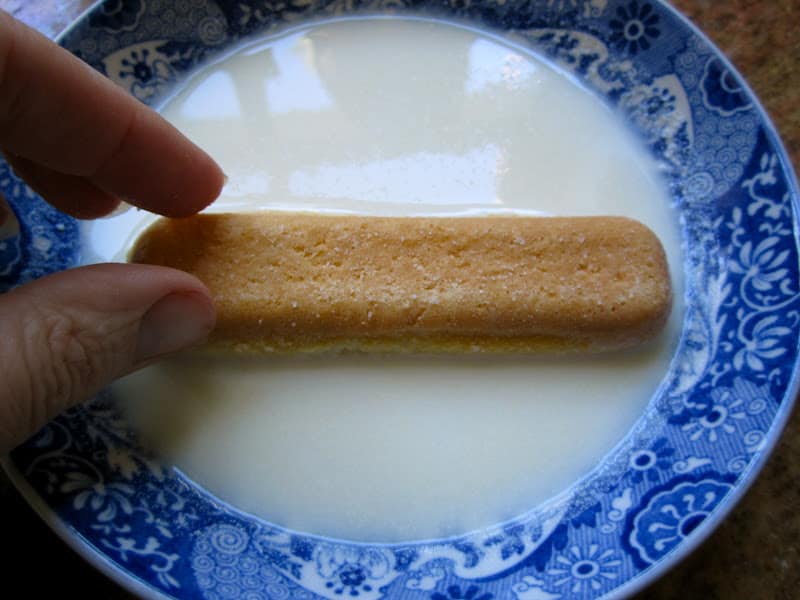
0, 11, 224, 452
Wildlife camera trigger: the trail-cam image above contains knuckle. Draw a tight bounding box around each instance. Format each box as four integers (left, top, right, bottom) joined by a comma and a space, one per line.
21, 304, 112, 415
45, 314, 95, 392
0, 277, 142, 449
43, 311, 104, 398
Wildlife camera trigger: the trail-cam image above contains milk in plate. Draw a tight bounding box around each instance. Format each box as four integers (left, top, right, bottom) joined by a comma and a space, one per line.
84, 17, 683, 542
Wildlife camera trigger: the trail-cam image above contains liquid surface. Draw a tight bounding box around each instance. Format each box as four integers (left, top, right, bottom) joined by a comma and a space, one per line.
88, 18, 682, 542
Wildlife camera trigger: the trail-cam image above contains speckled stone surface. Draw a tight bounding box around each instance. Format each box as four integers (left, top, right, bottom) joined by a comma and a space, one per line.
0, 1, 798, 598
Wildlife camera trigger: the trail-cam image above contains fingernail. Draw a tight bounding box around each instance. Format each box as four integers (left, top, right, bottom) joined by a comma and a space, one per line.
99, 201, 133, 219
135, 291, 216, 363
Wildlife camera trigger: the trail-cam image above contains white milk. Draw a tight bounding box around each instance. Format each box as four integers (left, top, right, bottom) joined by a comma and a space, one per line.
85, 18, 683, 542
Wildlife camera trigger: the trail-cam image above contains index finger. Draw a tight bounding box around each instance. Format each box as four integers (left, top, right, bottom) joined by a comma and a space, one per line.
0, 10, 224, 217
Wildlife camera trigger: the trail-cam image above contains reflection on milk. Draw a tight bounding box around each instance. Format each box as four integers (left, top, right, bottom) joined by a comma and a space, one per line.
86, 18, 684, 542
288, 146, 502, 205
263, 35, 334, 113
465, 39, 540, 94
179, 71, 242, 119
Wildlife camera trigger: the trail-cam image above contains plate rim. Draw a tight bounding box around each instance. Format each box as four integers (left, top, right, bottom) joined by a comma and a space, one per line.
5, 0, 800, 598
604, 4, 800, 596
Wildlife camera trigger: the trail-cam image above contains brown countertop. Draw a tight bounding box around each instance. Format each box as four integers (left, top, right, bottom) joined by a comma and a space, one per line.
0, 1, 798, 598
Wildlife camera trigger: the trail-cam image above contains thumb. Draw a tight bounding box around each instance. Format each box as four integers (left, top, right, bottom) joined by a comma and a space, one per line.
0, 263, 216, 452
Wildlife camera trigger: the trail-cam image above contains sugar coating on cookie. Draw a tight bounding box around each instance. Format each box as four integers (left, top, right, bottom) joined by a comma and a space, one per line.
130, 213, 672, 353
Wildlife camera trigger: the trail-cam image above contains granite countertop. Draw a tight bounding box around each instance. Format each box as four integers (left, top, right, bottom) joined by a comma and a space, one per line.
0, 0, 798, 598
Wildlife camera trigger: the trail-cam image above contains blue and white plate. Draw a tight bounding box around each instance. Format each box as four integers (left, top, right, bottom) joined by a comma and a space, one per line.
3, 1, 799, 598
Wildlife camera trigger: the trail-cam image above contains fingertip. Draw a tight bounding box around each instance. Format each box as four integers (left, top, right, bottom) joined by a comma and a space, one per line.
90, 108, 225, 218
167, 145, 226, 216
72, 263, 215, 307
154, 148, 225, 218
134, 289, 216, 364
200, 154, 226, 210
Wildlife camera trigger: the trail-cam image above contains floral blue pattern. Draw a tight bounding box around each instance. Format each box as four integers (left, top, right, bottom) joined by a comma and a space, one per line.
608, 1, 660, 54
2, 1, 799, 599
431, 584, 494, 600
547, 545, 621, 595
623, 473, 735, 567
628, 437, 674, 483
117, 46, 178, 101
0, 162, 78, 291
88, 0, 146, 32
701, 57, 751, 116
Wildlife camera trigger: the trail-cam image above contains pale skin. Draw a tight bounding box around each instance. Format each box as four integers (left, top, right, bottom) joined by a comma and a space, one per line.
0, 11, 225, 451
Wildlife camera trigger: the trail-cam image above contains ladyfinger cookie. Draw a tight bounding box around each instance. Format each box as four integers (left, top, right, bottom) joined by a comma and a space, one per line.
130, 213, 672, 353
